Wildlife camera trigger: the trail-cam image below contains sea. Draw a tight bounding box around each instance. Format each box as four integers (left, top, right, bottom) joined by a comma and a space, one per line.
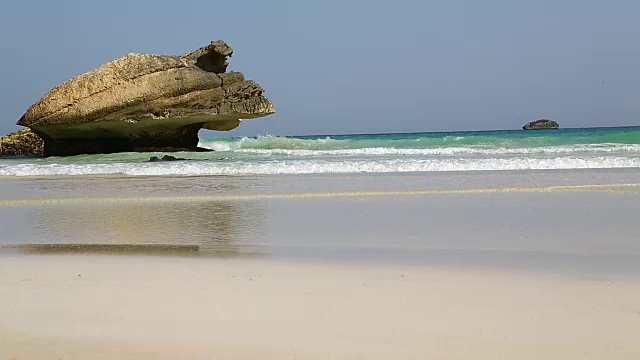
1, 126, 639, 276
0, 126, 639, 177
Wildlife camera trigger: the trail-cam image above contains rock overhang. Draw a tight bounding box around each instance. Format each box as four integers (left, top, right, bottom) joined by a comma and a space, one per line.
16, 40, 275, 156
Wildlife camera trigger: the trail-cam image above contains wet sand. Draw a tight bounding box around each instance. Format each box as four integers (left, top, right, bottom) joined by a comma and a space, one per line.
1, 255, 640, 359
1, 172, 639, 274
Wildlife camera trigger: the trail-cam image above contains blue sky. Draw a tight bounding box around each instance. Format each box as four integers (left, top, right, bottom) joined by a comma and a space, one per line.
1, 0, 639, 136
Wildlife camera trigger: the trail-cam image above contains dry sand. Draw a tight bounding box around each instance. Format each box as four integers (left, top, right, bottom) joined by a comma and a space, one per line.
1, 254, 639, 359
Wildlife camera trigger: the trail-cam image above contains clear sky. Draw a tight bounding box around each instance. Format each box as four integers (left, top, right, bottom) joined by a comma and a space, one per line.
1, 0, 639, 136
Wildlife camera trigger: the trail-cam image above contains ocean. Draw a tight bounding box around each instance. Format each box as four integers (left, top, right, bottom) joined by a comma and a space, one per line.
1, 126, 639, 275
0, 126, 639, 177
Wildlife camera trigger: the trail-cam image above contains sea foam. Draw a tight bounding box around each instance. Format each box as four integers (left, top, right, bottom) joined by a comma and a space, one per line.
2, 128, 639, 177
1, 156, 638, 177
227, 144, 640, 156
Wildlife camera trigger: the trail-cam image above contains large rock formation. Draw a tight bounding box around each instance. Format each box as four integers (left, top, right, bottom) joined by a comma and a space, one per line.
16, 40, 275, 156
523, 119, 559, 130
0, 129, 44, 156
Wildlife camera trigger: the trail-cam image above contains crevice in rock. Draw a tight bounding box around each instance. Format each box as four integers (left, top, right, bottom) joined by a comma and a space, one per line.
182, 40, 233, 73
194, 51, 228, 73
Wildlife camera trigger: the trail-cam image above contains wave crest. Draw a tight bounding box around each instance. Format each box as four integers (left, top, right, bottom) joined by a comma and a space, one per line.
199, 129, 640, 153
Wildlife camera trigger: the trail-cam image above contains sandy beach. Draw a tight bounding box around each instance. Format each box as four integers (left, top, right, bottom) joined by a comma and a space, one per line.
1, 170, 639, 358
1, 255, 639, 359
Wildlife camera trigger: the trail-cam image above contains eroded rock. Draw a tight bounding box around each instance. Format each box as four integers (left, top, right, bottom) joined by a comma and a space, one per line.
149, 155, 188, 162
0, 129, 44, 157
17, 40, 275, 156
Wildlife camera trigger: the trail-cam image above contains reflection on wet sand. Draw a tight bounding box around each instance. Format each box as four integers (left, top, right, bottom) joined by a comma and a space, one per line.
7, 199, 268, 257
2, 243, 199, 255
0, 175, 255, 201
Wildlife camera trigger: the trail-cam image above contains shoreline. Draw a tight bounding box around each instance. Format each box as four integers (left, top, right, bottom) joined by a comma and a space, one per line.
1, 166, 639, 180
1, 254, 639, 359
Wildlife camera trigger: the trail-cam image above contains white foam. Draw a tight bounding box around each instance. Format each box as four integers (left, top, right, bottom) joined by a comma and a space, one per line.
198, 135, 341, 151
232, 144, 640, 156
1, 157, 638, 177
198, 141, 233, 152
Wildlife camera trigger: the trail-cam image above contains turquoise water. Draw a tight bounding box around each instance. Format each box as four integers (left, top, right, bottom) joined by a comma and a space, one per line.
208, 126, 640, 149
0, 126, 639, 177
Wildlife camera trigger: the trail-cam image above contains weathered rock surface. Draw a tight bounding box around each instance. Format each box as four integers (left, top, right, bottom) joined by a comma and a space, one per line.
523, 119, 559, 130
0, 129, 44, 156
16, 40, 275, 156
149, 155, 188, 162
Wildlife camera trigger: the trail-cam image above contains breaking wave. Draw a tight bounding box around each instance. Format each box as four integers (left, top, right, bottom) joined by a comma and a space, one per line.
1, 157, 638, 177
1, 127, 638, 178
198, 127, 640, 152
228, 144, 640, 156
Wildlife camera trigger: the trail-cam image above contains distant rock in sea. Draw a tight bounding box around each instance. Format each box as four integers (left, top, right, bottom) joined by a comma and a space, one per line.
523, 119, 559, 130
15, 40, 275, 157
0, 129, 43, 157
